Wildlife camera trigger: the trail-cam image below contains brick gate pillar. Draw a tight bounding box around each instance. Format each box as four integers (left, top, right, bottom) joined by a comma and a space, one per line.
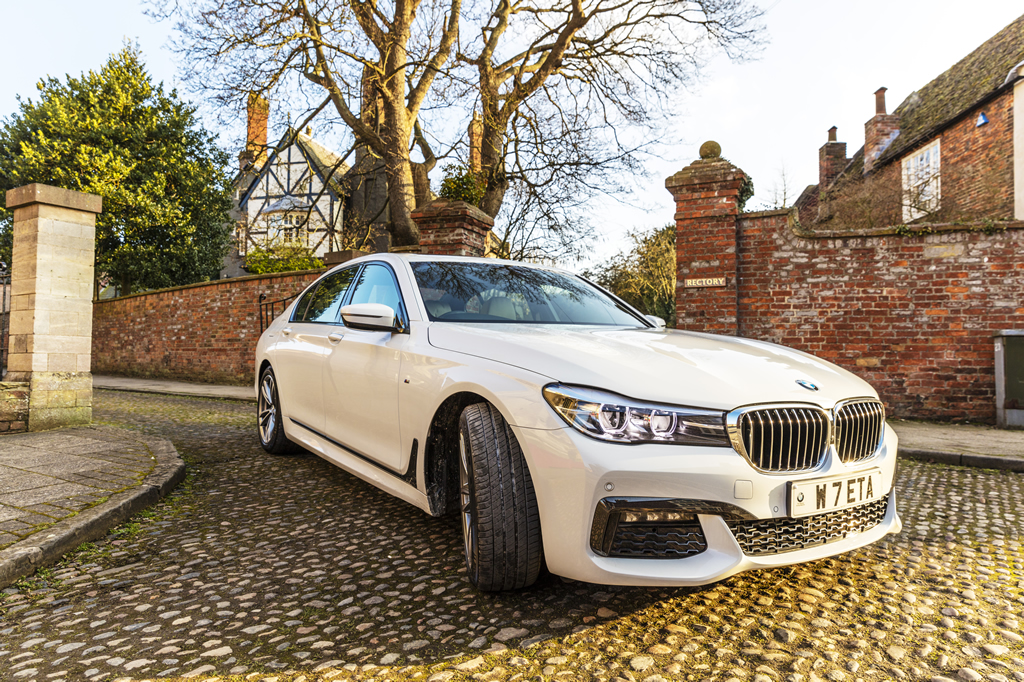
5, 184, 102, 431
409, 199, 495, 257
665, 141, 746, 335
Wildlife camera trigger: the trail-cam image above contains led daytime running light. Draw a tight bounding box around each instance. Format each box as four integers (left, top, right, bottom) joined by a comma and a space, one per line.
542, 384, 728, 446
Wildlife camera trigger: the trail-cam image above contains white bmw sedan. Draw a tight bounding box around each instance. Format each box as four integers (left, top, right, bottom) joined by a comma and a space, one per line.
255, 254, 902, 591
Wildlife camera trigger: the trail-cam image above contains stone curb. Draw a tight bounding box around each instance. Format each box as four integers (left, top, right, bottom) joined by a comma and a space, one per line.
95, 384, 256, 403
900, 448, 1024, 472
0, 429, 185, 590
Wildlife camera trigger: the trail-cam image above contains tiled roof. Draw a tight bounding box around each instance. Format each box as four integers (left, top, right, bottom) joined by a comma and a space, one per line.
295, 131, 350, 195
877, 13, 1024, 164
238, 128, 351, 206
258, 195, 311, 215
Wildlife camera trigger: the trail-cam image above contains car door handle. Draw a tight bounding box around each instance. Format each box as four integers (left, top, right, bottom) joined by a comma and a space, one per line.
281, 328, 292, 336
327, 332, 344, 344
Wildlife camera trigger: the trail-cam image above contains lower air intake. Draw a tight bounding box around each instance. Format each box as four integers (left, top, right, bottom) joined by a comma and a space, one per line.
728, 497, 888, 556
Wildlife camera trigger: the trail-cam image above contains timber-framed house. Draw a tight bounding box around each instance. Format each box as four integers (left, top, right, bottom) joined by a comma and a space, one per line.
234, 127, 351, 261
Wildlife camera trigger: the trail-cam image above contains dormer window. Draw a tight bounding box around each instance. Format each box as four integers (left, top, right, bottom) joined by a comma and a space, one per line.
901, 139, 940, 222
283, 212, 307, 227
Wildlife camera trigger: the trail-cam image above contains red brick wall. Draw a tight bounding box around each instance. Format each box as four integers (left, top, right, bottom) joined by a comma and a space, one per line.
728, 212, 1024, 421
92, 270, 323, 385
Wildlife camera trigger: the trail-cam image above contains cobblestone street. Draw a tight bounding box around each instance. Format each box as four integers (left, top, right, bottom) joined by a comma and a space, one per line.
1, 390, 1023, 682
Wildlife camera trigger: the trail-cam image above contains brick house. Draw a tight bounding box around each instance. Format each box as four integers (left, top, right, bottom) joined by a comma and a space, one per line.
798, 13, 1024, 229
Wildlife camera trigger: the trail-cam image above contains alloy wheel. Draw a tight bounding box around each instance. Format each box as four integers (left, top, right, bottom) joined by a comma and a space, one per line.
459, 432, 478, 580
258, 373, 277, 445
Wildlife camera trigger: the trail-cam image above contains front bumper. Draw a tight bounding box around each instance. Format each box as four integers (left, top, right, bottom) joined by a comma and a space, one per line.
514, 422, 902, 586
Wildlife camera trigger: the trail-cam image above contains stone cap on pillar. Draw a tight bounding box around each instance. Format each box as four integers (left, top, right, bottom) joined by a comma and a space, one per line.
665, 140, 746, 193
410, 198, 495, 227
6, 183, 103, 214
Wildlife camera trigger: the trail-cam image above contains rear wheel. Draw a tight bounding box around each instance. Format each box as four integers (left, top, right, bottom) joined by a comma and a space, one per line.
458, 403, 543, 591
258, 366, 296, 455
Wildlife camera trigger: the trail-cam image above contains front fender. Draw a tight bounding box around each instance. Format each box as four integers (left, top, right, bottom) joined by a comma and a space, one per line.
401, 346, 563, 446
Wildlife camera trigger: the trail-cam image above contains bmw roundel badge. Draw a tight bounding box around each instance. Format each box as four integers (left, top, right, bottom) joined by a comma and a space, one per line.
796, 380, 819, 391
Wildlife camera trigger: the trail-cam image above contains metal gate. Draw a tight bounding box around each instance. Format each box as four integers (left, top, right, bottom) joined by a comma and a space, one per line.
258, 292, 299, 333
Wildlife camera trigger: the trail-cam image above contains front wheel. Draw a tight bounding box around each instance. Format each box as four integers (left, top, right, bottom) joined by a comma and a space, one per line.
458, 403, 543, 591
258, 366, 296, 455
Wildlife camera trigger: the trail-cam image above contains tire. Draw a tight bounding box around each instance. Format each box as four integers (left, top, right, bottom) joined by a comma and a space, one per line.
258, 366, 296, 455
458, 402, 544, 591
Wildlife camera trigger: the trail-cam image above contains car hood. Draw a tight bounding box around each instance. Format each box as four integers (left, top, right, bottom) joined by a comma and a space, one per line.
427, 324, 876, 411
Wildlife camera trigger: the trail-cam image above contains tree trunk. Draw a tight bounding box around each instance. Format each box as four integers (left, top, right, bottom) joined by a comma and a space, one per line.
384, 150, 419, 246
380, 27, 419, 247
478, 107, 508, 218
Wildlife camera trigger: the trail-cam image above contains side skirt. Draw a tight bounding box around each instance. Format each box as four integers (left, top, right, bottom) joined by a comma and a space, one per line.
289, 418, 418, 486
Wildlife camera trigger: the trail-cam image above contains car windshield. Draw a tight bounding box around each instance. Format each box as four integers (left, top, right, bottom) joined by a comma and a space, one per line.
410, 260, 647, 326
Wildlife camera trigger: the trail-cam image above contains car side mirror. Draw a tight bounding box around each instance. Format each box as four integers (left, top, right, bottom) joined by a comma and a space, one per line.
645, 315, 667, 329
340, 303, 398, 332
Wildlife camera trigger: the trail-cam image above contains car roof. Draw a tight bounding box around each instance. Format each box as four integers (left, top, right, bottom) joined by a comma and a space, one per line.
336, 252, 574, 277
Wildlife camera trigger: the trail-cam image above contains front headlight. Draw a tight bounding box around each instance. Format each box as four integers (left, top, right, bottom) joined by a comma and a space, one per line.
542, 383, 729, 446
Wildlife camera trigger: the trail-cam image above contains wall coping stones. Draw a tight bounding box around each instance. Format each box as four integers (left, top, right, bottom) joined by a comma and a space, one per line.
410, 198, 495, 227
94, 267, 328, 304
790, 216, 1024, 239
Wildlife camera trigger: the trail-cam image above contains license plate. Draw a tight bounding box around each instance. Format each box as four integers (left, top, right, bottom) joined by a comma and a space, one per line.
788, 469, 883, 518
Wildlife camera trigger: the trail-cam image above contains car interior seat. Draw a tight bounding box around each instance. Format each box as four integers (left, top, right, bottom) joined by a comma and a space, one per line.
424, 300, 452, 318
482, 295, 517, 320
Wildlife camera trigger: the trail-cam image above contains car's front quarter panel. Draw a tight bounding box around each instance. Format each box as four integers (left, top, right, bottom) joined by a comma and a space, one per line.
400, 330, 564, 437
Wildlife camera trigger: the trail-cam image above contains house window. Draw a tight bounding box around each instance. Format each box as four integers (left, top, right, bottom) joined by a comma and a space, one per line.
901, 139, 940, 222
283, 212, 308, 227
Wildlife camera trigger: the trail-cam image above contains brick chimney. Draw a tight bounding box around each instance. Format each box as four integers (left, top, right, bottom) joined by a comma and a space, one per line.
468, 112, 483, 173
819, 126, 848, 193
238, 92, 270, 171
864, 87, 900, 174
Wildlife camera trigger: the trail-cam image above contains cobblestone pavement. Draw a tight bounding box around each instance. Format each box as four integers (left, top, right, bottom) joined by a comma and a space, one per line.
1, 390, 1024, 682
0, 428, 157, 550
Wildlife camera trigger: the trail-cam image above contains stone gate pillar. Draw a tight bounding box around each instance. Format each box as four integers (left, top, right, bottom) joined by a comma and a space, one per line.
5, 184, 102, 431
665, 141, 745, 335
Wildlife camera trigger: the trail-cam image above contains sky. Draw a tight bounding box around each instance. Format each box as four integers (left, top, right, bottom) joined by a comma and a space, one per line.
1, 0, 1022, 266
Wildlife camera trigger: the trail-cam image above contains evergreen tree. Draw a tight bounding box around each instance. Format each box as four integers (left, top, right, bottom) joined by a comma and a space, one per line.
0, 47, 232, 293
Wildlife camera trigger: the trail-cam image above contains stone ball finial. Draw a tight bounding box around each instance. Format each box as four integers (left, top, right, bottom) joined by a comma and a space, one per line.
699, 140, 721, 159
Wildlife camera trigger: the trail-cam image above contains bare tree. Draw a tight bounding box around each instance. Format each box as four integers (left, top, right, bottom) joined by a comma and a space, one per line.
753, 162, 790, 211
460, 0, 763, 218
154, 0, 763, 253
153, 0, 461, 247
